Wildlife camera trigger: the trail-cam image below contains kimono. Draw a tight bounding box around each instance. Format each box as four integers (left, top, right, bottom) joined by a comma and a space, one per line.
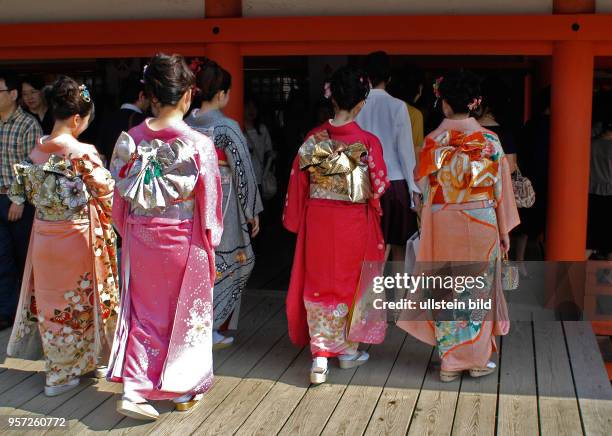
284, 121, 389, 357
107, 120, 222, 401
396, 117, 520, 372
185, 109, 263, 330
7, 136, 119, 387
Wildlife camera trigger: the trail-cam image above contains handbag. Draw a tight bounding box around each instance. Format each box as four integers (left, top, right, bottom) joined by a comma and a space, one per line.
511, 168, 536, 208
261, 159, 277, 200
404, 231, 420, 275
501, 252, 519, 291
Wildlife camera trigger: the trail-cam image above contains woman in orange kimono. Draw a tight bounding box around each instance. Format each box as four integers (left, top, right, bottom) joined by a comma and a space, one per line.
397, 71, 519, 381
284, 67, 389, 384
7, 76, 119, 396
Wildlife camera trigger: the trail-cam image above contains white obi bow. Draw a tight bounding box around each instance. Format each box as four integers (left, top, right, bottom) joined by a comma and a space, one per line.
111, 132, 198, 210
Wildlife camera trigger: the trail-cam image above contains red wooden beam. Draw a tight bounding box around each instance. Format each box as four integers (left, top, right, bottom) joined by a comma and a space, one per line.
0, 15, 611, 48
1, 15, 612, 59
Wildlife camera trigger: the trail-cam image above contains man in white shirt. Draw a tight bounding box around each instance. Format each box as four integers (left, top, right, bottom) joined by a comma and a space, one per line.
356, 51, 421, 262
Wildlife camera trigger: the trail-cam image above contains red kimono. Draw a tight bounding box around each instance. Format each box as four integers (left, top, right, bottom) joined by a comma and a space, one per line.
283, 121, 389, 357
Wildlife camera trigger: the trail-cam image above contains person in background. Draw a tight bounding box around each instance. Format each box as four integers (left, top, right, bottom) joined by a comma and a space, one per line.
6, 76, 118, 397
587, 95, 612, 259
284, 66, 389, 384
244, 96, 276, 192
97, 74, 149, 165
396, 64, 426, 159
356, 51, 420, 262
0, 71, 41, 330
21, 76, 54, 135
397, 70, 519, 382
185, 59, 263, 349
107, 53, 222, 419
477, 78, 525, 272
518, 87, 550, 258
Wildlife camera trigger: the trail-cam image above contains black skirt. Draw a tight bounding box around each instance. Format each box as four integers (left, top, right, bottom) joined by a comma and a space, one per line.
380, 180, 418, 246
587, 193, 612, 252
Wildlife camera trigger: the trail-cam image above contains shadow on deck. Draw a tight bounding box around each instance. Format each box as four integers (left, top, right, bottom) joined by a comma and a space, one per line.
1, 293, 612, 435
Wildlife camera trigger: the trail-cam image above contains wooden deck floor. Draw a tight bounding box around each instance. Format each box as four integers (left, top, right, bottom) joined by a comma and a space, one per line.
1, 294, 612, 436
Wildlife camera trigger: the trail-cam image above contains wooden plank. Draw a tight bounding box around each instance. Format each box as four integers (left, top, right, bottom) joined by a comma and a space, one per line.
364, 336, 433, 436
213, 298, 283, 370
0, 359, 44, 395
497, 321, 539, 436
122, 310, 289, 436
451, 358, 499, 436
0, 372, 45, 410
321, 328, 406, 436
278, 349, 368, 436
192, 333, 302, 435
407, 352, 461, 436
533, 322, 582, 436
564, 321, 612, 435
48, 380, 123, 436
234, 348, 312, 436
0, 378, 96, 434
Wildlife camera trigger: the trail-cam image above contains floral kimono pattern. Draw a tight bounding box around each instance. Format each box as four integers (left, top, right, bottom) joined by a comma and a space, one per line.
7, 154, 119, 386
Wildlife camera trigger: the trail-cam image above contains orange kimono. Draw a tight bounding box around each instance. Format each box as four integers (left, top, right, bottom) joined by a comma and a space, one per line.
397, 117, 519, 372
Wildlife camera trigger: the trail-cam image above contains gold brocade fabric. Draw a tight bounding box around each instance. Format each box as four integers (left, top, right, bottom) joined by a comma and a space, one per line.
298, 136, 371, 203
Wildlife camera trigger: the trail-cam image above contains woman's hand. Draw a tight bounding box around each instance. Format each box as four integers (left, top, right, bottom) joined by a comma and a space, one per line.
8, 202, 24, 222
500, 233, 510, 255
248, 216, 260, 238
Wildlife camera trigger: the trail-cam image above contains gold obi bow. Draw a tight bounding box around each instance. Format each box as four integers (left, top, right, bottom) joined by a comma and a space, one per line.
298, 136, 371, 203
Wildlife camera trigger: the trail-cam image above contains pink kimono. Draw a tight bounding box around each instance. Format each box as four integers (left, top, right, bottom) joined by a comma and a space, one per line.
107, 120, 222, 401
397, 118, 519, 372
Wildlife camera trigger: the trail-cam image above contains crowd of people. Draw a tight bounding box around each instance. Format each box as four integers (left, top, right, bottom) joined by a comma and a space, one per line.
0, 50, 611, 420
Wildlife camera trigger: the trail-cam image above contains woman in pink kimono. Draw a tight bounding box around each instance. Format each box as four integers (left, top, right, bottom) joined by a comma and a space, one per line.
107, 54, 223, 420
397, 71, 519, 382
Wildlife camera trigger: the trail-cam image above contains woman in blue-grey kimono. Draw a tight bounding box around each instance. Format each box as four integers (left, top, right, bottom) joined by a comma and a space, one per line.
185, 59, 263, 349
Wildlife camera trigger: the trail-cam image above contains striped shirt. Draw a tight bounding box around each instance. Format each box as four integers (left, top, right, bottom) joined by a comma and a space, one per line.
0, 106, 42, 189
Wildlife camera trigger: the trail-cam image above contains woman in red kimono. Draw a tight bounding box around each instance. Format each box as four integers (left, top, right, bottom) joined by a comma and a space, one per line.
283, 66, 389, 384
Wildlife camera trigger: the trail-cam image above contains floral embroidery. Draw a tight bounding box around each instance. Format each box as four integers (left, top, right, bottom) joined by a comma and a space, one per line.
185, 299, 212, 347
304, 300, 358, 356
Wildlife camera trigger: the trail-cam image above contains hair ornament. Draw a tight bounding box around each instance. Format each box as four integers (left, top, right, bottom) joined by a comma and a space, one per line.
78, 84, 91, 103
433, 76, 444, 107
323, 82, 332, 99
189, 58, 204, 75
141, 64, 149, 84
467, 97, 483, 112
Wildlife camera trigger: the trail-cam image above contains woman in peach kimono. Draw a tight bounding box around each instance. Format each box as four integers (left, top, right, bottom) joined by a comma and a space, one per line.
397, 71, 519, 381
7, 76, 119, 397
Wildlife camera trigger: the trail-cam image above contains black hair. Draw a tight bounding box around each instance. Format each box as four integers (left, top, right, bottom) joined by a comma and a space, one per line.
364, 51, 391, 88
400, 64, 425, 103
143, 53, 194, 106
21, 75, 46, 91
44, 75, 94, 121
0, 71, 21, 97
437, 69, 482, 114
330, 66, 370, 111
197, 58, 232, 102
120, 73, 145, 104
244, 95, 262, 135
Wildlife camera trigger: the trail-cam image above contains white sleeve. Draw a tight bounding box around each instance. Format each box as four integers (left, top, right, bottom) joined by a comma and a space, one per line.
395, 103, 420, 197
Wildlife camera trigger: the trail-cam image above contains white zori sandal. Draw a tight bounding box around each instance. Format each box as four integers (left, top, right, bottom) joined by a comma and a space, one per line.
338, 351, 370, 369
212, 330, 234, 350
44, 378, 80, 397
440, 361, 497, 382
173, 393, 204, 412
310, 357, 329, 384
116, 399, 159, 420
